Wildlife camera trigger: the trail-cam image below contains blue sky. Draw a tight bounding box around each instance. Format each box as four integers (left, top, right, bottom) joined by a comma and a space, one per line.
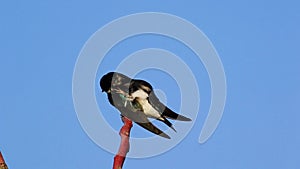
1, 1, 300, 169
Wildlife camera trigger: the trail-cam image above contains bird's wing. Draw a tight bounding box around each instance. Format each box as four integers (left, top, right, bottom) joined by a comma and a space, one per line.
111, 73, 132, 92
148, 90, 192, 121
135, 121, 171, 139
117, 104, 170, 139
130, 79, 191, 121
110, 92, 170, 139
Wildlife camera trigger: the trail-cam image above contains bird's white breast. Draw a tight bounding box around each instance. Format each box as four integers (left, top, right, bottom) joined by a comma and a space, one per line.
131, 89, 148, 99
137, 99, 162, 119
131, 89, 162, 119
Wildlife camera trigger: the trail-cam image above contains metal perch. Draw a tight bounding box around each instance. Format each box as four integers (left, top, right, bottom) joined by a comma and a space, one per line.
112, 116, 133, 169
0, 152, 8, 169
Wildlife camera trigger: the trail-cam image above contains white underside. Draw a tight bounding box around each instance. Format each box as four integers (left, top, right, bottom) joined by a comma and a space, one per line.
137, 99, 162, 119
131, 89, 148, 99
131, 89, 162, 120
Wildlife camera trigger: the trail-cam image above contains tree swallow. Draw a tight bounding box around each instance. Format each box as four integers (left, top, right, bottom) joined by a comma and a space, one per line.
100, 72, 191, 139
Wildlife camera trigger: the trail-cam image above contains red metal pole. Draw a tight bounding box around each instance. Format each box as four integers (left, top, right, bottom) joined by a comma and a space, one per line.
0, 152, 8, 169
112, 116, 133, 169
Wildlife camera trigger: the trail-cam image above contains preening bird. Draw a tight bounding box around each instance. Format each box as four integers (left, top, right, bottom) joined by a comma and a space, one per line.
100, 72, 191, 139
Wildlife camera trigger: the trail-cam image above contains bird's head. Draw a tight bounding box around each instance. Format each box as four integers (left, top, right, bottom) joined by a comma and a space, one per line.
100, 72, 131, 93
100, 72, 114, 93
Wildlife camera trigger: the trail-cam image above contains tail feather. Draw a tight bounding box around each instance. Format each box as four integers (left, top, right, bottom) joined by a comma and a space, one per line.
136, 122, 171, 139
158, 117, 177, 132
163, 107, 192, 121
148, 92, 191, 121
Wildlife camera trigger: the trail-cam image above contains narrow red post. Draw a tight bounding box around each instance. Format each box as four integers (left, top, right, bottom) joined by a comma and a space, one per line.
0, 152, 8, 169
112, 116, 133, 169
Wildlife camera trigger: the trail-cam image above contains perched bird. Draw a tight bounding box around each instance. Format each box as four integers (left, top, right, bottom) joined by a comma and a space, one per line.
100, 72, 191, 139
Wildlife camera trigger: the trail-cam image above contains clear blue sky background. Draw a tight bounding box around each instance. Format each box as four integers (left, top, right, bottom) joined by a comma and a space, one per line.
1, 1, 300, 169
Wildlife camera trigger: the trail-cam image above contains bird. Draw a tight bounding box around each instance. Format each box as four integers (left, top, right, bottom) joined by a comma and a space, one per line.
100, 72, 191, 139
